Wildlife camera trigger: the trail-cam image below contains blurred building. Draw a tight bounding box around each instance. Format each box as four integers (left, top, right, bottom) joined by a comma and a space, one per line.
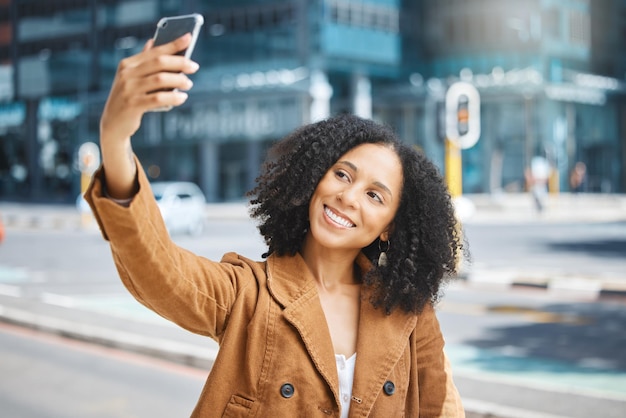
379, 0, 626, 194
0, 0, 624, 203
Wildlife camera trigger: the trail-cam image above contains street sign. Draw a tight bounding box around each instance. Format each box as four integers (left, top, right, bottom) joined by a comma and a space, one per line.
445, 82, 481, 149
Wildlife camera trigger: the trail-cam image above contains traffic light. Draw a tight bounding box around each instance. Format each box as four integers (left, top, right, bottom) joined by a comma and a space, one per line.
457, 94, 469, 136
445, 82, 480, 149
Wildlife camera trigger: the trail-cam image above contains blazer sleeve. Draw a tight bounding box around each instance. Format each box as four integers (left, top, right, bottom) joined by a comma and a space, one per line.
441, 351, 465, 417
411, 304, 465, 417
84, 158, 260, 340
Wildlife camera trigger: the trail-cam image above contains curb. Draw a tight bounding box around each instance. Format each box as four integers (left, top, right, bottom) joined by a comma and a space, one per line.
462, 269, 626, 300
0, 303, 216, 370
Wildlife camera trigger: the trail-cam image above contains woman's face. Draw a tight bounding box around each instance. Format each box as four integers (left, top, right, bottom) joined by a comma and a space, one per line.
307, 143, 403, 254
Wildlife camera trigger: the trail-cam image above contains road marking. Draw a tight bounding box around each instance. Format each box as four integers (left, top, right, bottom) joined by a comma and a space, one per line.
39, 292, 174, 325
41, 292, 77, 308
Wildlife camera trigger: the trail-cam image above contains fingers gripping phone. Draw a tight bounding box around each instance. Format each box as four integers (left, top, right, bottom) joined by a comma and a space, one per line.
149, 13, 204, 112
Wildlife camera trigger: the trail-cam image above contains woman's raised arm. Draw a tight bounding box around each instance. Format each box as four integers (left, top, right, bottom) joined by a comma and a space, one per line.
99, 33, 199, 199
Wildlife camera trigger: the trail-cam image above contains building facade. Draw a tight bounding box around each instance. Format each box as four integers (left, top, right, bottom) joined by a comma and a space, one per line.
0, 0, 624, 204
378, 0, 626, 194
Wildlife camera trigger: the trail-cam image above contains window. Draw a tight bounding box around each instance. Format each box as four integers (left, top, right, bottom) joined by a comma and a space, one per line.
569, 9, 589, 46
325, 0, 399, 33
207, 3, 295, 34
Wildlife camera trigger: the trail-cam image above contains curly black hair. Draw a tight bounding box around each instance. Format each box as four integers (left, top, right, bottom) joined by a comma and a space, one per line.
247, 113, 465, 314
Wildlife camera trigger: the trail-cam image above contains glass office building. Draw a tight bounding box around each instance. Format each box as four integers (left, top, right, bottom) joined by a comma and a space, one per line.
0, 0, 624, 203
377, 0, 626, 193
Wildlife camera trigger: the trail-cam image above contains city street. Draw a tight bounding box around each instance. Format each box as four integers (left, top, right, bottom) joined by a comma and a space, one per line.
0, 321, 205, 418
0, 217, 625, 417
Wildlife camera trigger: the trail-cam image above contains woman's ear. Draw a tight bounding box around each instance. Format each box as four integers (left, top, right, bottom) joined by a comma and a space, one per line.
379, 223, 394, 242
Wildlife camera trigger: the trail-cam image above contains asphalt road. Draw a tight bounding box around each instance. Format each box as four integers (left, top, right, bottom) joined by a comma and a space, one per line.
463, 221, 626, 280
0, 322, 205, 418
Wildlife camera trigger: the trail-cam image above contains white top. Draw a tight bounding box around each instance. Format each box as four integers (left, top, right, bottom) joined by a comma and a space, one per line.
336, 353, 357, 418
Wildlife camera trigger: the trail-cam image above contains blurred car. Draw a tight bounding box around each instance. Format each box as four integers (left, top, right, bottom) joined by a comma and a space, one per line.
151, 181, 207, 236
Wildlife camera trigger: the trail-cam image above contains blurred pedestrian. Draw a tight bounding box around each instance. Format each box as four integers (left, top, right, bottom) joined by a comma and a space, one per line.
85, 34, 465, 417
525, 156, 551, 213
569, 161, 587, 193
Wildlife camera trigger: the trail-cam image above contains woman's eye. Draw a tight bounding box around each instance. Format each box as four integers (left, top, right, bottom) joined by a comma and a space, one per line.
368, 191, 382, 203
335, 170, 349, 181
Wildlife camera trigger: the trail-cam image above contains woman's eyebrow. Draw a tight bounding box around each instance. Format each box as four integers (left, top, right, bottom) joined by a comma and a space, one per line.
337, 160, 393, 198
337, 160, 357, 171
374, 181, 392, 198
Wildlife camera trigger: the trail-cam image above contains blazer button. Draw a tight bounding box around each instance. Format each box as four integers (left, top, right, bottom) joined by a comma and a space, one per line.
280, 383, 295, 398
383, 380, 395, 396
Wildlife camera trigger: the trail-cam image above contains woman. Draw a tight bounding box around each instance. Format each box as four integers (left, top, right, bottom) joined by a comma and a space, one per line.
86, 33, 466, 417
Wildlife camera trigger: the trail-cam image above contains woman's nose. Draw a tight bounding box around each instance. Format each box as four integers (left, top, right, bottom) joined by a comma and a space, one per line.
337, 187, 359, 208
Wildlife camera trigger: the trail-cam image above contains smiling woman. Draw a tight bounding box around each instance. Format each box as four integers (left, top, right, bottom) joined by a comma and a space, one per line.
246, 115, 468, 417
249, 115, 463, 316
85, 32, 466, 418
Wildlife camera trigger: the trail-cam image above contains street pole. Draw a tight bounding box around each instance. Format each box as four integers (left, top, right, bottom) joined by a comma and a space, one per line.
445, 139, 463, 198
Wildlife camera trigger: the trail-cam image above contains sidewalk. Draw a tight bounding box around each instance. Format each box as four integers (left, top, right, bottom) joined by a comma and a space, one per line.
1, 192, 626, 418
459, 192, 626, 224
0, 200, 251, 230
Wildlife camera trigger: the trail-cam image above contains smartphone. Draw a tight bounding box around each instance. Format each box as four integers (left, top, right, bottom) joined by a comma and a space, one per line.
149, 13, 204, 111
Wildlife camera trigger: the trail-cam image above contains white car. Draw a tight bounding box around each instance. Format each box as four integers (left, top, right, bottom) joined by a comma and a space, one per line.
151, 181, 207, 236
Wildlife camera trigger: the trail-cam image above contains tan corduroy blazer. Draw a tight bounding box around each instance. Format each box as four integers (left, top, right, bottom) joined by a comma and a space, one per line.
85, 159, 465, 417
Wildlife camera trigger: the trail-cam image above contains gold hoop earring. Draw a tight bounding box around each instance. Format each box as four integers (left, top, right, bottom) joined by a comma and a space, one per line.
378, 239, 390, 267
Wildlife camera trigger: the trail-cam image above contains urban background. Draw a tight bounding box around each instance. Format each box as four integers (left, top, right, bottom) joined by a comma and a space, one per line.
1, 2, 626, 417
0, 0, 625, 203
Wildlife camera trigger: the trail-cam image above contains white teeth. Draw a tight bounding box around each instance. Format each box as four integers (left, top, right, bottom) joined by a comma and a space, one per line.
324, 206, 355, 227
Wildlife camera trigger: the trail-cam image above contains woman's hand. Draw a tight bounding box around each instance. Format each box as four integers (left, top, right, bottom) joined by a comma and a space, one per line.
100, 33, 199, 199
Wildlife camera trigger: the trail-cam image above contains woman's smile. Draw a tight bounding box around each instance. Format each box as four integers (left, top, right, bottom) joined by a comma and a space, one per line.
324, 205, 356, 228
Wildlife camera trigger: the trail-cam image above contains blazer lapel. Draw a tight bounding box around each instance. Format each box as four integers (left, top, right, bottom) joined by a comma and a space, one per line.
266, 253, 340, 404
350, 254, 417, 416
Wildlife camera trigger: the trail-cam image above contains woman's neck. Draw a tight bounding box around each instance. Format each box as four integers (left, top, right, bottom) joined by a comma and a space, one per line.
300, 237, 360, 290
